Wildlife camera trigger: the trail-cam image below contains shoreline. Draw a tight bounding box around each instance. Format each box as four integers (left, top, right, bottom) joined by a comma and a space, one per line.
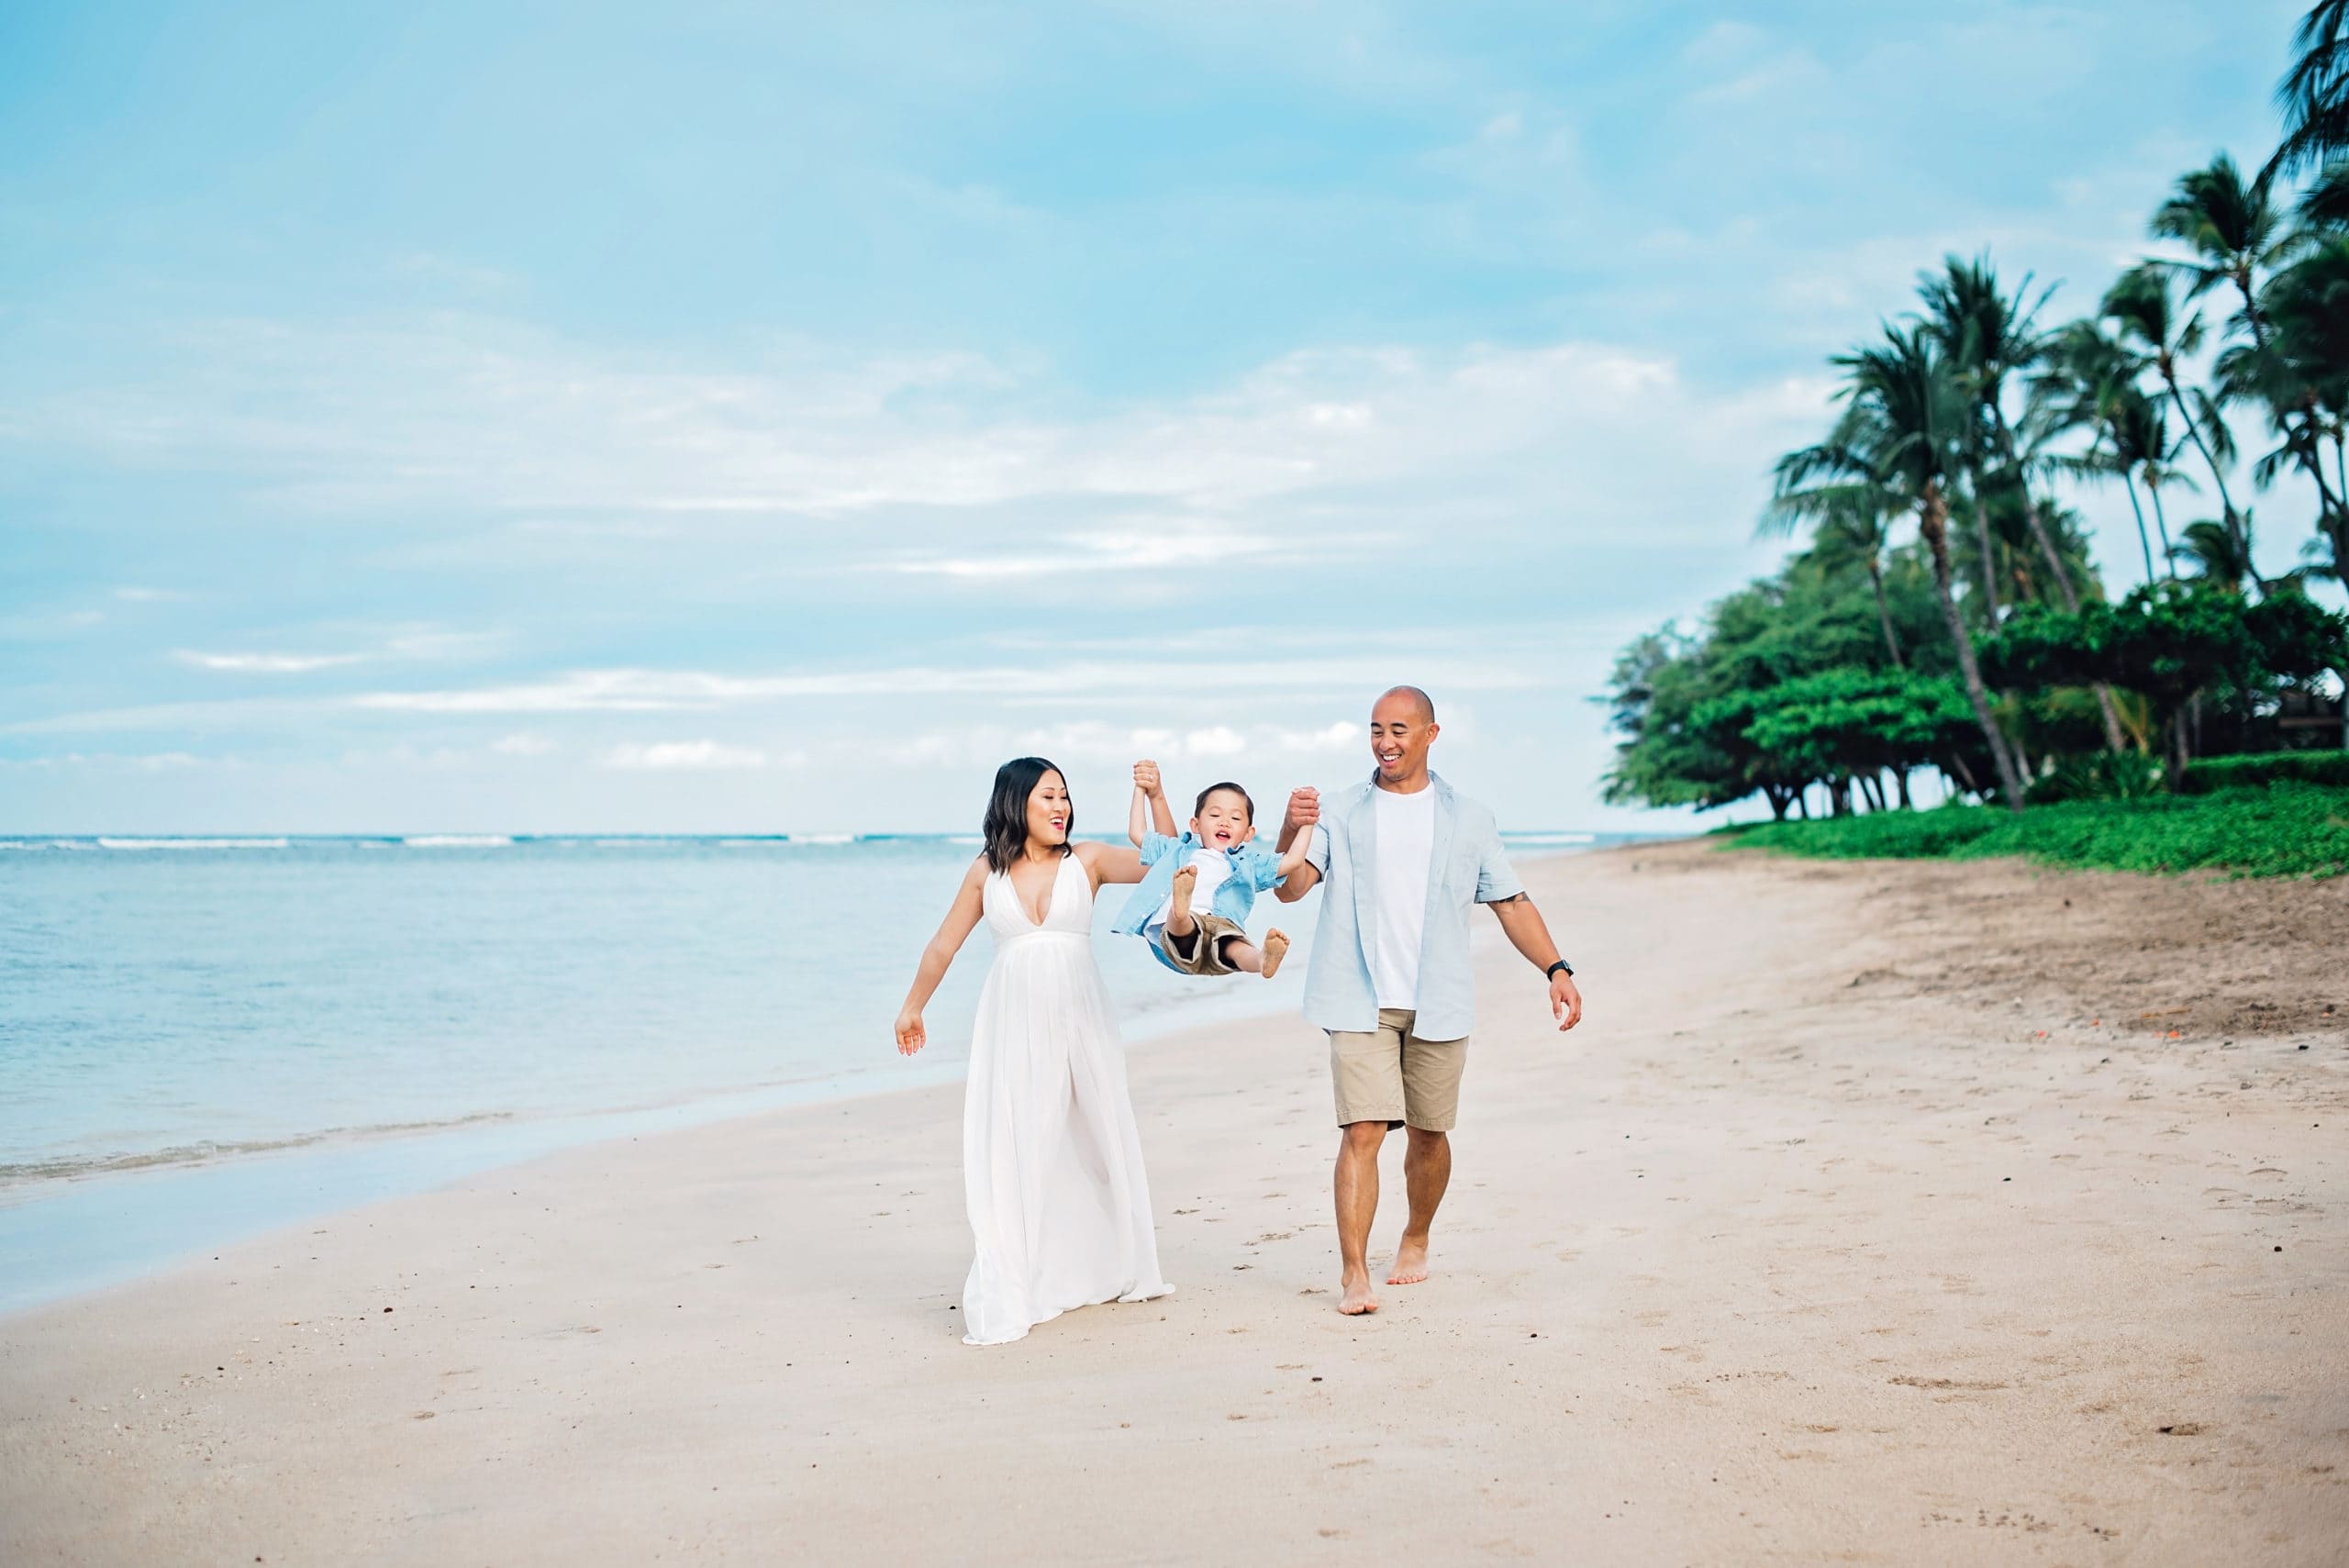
6, 839, 2343, 1564
0, 841, 1637, 1318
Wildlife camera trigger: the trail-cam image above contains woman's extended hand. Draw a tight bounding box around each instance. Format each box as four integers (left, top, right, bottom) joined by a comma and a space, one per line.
896, 1008, 927, 1055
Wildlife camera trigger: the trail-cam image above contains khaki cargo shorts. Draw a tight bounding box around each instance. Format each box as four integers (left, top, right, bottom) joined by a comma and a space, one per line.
1158, 912, 1249, 976
1328, 1006, 1468, 1131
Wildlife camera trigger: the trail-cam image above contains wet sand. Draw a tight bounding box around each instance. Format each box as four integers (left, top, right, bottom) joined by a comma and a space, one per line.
4, 839, 2344, 1565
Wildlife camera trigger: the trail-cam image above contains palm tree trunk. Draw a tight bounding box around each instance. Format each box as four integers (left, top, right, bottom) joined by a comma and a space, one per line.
1995, 421, 2129, 753
1920, 484, 2028, 812
2236, 272, 2343, 527
1867, 558, 1905, 669
2162, 373, 2240, 554
1965, 467, 2003, 621
2121, 473, 2156, 583
2147, 478, 2177, 579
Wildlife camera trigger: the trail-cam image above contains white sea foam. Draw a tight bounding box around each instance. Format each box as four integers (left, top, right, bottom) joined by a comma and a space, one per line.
97, 837, 291, 851
787, 833, 855, 846
401, 835, 515, 848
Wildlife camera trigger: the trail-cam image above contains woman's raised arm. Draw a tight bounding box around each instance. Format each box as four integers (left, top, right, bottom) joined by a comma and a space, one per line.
1078, 839, 1147, 887
895, 858, 990, 1054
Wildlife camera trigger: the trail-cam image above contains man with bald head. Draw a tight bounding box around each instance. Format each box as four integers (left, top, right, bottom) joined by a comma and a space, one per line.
1275, 685, 1583, 1316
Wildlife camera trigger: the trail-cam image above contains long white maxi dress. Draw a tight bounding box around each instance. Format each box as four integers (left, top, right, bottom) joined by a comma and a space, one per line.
961, 851, 1173, 1346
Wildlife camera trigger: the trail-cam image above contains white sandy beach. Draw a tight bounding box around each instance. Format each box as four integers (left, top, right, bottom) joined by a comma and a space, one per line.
4, 840, 2345, 1565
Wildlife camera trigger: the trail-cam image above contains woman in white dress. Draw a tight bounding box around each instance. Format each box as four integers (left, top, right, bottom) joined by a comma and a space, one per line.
895, 757, 1174, 1345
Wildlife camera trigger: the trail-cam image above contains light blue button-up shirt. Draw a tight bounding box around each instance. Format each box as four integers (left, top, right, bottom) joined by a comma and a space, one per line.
1298, 772, 1521, 1041
1112, 831, 1286, 969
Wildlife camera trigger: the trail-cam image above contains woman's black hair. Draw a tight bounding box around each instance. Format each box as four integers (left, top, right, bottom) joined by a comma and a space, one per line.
982, 756, 1072, 873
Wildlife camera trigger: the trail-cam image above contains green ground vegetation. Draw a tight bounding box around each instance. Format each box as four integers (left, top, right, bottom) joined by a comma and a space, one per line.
1721, 780, 2349, 879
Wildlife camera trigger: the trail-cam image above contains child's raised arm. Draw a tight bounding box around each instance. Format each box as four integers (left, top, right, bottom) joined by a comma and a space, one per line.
1275, 803, 1318, 878
1130, 758, 1175, 844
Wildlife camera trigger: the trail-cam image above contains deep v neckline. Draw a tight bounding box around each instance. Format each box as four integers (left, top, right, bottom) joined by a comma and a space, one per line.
1008, 852, 1071, 929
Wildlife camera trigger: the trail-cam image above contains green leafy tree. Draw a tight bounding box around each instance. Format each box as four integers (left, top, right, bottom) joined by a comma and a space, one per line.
1987, 581, 2349, 784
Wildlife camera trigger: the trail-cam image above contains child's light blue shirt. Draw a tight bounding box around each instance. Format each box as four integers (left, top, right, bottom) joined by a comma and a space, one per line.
1112, 831, 1286, 955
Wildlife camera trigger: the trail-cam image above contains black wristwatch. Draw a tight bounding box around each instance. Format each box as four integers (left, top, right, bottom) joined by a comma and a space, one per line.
1545, 959, 1574, 980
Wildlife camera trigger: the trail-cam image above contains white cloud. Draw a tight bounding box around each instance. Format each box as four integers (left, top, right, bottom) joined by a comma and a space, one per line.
4, 318, 1815, 562
882, 526, 1293, 580
174, 650, 365, 673
346, 651, 1546, 717
490, 732, 555, 756
172, 626, 506, 676
1275, 720, 1361, 751
604, 740, 775, 771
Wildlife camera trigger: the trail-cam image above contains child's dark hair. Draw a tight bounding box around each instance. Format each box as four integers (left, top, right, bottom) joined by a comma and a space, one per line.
982, 757, 1072, 873
1193, 781, 1253, 822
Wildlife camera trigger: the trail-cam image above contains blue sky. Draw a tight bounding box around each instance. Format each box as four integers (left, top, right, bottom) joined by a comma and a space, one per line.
0, 0, 2320, 833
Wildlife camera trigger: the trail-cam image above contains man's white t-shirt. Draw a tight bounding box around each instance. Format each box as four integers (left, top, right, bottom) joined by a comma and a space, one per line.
1370, 784, 1437, 1009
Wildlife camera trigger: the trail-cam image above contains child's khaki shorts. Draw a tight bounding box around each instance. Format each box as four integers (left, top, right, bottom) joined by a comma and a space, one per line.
1328, 1007, 1467, 1130
1159, 913, 1248, 976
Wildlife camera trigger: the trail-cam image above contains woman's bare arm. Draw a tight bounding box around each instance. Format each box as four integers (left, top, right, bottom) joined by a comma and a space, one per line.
895, 858, 990, 1054
1077, 839, 1147, 887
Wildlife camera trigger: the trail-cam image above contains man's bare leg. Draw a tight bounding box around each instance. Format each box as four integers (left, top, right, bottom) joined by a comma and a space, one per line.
1335, 1120, 1386, 1315
1387, 1126, 1451, 1285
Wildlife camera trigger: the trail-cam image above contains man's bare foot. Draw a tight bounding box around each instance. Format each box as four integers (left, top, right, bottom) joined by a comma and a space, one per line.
1386, 1239, 1431, 1285
1261, 928, 1290, 979
1338, 1271, 1379, 1316
1167, 865, 1197, 937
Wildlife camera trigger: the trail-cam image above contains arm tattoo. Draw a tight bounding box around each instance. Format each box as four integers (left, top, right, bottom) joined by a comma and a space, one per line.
1490, 892, 1531, 905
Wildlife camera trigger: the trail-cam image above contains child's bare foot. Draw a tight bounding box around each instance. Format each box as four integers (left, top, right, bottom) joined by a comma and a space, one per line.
1260, 929, 1290, 979
1167, 865, 1197, 937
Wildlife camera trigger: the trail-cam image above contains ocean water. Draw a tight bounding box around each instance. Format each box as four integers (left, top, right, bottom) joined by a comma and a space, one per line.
0, 830, 1636, 1309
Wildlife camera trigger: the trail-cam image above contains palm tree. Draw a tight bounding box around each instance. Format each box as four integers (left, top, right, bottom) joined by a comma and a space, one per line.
2040, 321, 2163, 583
1759, 469, 1908, 668
2273, 1, 2349, 178
2217, 229, 2349, 589
1920, 256, 2121, 635
1782, 325, 2029, 809
1920, 254, 2058, 622
2154, 151, 2344, 538
2169, 518, 2256, 588
2153, 153, 2289, 331
2100, 263, 2243, 554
